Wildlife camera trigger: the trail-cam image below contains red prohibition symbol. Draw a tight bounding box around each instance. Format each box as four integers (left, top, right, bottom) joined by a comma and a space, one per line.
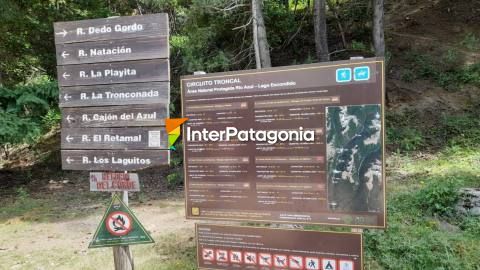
106, 211, 133, 236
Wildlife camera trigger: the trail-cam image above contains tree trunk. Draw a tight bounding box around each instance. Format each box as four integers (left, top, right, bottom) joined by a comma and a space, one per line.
314, 0, 330, 62
252, 0, 271, 69
372, 0, 385, 57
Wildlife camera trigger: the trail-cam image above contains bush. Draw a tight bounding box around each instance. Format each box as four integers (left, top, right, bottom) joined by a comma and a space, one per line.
462, 32, 480, 50
405, 50, 479, 91
166, 170, 184, 189
416, 178, 460, 216
387, 127, 424, 152
0, 77, 59, 157
435, 113, 480, 148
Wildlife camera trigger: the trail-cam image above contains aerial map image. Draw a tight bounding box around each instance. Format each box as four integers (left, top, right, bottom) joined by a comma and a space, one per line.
326, 104, 383, 213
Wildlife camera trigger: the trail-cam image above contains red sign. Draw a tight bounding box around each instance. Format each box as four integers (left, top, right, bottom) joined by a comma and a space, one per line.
90, 172, 140, 192
106, 211, 133, 236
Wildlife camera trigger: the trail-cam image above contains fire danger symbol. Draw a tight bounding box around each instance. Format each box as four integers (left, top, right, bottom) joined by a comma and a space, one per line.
106, 211, 133, 236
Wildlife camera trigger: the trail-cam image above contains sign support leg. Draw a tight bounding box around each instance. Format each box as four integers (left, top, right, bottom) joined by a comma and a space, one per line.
112, 190, 134, 270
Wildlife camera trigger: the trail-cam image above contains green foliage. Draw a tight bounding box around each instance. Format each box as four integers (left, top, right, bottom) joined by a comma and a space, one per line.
365, 173, 480, 269
401, 69, 415, 82
437, 113, 480, 148
154, 233, 196, 270
405, 50, 480, 91
387, 127, 424, 152
166, 143, 184, 189
416, 177, 460, 216
16, 187, 30, 201
459, 216, 480, 235
0, 0, 118, 86
386, 111, 424, 152
461, 32, 480, 50
166, 171, 183, 189
0, 77, 59, 153
351, 40, 368, 52
42, 108, 61, 129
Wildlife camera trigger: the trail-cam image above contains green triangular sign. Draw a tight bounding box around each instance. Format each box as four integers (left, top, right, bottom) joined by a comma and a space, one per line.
89, 194, 154, 248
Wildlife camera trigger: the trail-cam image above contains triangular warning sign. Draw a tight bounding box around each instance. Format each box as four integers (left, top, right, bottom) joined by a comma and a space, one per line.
89, 194, 154, 248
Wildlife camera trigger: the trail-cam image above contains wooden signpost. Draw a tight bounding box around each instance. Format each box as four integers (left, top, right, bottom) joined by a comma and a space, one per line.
54, 13, 170, 270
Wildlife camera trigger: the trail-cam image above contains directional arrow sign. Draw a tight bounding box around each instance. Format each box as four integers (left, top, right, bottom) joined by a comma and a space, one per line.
55, 29, 68, 37
61, 150, 169, 171
59, 82, 169, 108
61, 104, 168, 128
65, 115, 74, 124
54, 14, 168, 44
61, 127, 168, 150
65, 135, 74, 142
57, 59, 169, 87
55, 36, 168, 65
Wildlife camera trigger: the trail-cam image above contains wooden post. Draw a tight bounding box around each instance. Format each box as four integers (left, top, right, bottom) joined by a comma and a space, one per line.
112, 190, 134, 270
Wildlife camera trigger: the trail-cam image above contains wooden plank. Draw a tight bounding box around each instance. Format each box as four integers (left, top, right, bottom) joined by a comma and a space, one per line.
59, 82, 169, 108
54, 13, 168, 44
61, 150, 169, 171
57, 59, 169, 87
55, 36, 169, 65
61, 104, 168, 128
61, 127, 168, 150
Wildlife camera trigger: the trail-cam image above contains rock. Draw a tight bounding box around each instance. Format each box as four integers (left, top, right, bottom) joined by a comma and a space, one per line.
438, 220, 460, 232
456, 188, 480, 216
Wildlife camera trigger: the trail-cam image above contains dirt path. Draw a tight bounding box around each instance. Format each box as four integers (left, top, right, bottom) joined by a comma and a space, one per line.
0, 197, 195, 270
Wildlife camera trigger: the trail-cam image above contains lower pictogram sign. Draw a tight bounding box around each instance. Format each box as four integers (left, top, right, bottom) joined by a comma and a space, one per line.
89, 194, 154, 248
196, 224, 362, 270
202, 248, 215, 262
339, 260, 354, 270
274, 254, 288, 268
230, 250, 242, 264
322, 258, 337, 270
216, 250, 228, 262
306, 257, 320, 270
259, 253, 273, 266
244, 252, 257, 265
289, 255, 304, 269
106, 211, 132, 236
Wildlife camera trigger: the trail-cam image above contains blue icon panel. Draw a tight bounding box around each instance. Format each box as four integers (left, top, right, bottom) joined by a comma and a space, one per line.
354, 66, 370, 81
336, 68, 352, 83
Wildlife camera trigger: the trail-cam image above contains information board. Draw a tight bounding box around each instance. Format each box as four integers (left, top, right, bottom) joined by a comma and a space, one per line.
55, 14, 170, 171
196, 224, 362, 270
182, 58, 385, 228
